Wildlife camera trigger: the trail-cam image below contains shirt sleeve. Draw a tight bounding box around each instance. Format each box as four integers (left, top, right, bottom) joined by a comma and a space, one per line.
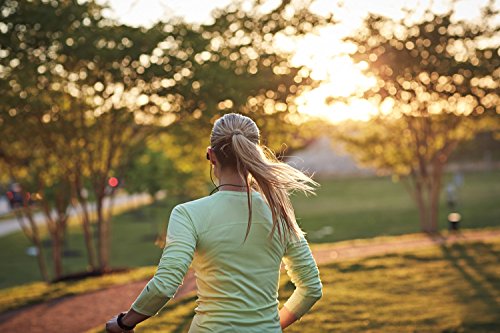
282, 233, 323, 319
131, 204, 197, 316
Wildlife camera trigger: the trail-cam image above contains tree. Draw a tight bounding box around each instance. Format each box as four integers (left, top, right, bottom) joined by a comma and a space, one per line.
0, 0, 93, 279
0, 0, 170, 273
118, 0, 333, 201
331, 2, 499, 232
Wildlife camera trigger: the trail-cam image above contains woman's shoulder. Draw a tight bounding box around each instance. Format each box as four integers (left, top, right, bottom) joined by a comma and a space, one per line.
175, 194, 218, 213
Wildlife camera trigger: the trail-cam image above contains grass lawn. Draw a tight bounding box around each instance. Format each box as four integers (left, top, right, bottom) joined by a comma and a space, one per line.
0, 200, 176, 289
294, 169, 500, 243
0, 170, 498, 289
85, 238, 500, 333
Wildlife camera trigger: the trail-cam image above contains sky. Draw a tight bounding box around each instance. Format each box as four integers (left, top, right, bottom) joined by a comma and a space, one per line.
98, 0, 497, 123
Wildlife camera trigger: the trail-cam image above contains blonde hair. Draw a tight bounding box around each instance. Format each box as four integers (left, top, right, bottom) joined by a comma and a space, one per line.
210, 113, 319, 242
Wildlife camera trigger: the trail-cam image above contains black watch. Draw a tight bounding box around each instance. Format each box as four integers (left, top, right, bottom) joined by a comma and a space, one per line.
117, 312, 136, 331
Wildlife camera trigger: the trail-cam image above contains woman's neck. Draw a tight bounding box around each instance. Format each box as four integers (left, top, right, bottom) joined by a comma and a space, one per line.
217, 170, 247, 191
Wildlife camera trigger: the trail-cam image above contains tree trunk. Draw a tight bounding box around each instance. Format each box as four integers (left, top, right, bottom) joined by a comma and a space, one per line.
52, 226, 63, 279
96, 194, 109, 271
82, 206, 97, 270
73, 196, 97, 270
33, 235, 50, 283
106, 189, 116, 227
412, 175, 431, 233
427, 164, 445, 234
40, 196, 65, 280
24, 208, 50, 282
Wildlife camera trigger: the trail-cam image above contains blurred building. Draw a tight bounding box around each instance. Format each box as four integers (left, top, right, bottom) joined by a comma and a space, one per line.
285, 136, 375, 178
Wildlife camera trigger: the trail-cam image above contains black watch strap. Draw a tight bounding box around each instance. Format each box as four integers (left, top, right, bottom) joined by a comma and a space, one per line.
117, 312, 136, 331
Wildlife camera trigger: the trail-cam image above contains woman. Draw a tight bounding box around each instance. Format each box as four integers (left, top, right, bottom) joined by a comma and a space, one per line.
106, 113, 323, 332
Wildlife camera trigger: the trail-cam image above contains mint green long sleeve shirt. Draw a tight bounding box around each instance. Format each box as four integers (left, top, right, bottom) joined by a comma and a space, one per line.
131, 190, 323, 332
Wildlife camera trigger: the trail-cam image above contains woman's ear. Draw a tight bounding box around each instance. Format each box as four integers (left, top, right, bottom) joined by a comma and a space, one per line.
206, 147, 216, 165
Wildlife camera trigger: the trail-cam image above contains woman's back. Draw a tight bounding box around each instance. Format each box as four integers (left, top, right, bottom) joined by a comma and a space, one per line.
188, 190, 285, 331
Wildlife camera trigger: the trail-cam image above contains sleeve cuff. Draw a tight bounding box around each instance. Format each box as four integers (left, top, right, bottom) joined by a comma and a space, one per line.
283, 293, 321, 319
130, 279, 171, 317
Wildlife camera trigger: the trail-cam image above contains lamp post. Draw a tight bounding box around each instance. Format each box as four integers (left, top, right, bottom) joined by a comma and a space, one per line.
448, 212, 461, 231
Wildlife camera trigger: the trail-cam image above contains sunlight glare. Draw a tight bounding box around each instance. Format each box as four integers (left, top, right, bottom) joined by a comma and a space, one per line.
297, 88, 378, 124
100, 0, 493, 124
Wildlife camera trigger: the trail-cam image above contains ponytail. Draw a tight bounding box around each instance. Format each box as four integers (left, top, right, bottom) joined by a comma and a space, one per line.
210, 113, 319, 243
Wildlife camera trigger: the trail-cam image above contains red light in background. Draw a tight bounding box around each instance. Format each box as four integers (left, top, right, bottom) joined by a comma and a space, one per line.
108, 177, 119, 188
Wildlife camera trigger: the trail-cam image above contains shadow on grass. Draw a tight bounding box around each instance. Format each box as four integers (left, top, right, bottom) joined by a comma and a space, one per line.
439, 242, 499, 309
401, 253, 440, 262
335, 263, 389, 273
474, 241, 500, 262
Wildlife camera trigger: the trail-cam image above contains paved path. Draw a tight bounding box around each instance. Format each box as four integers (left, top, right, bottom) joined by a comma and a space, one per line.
0, 196, 10, 215
0, 192, 152, 237
312, 229, 500, 263
0, 229, 499, 333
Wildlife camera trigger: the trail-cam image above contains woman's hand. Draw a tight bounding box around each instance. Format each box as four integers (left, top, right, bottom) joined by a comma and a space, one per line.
105, 314, 134, 333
